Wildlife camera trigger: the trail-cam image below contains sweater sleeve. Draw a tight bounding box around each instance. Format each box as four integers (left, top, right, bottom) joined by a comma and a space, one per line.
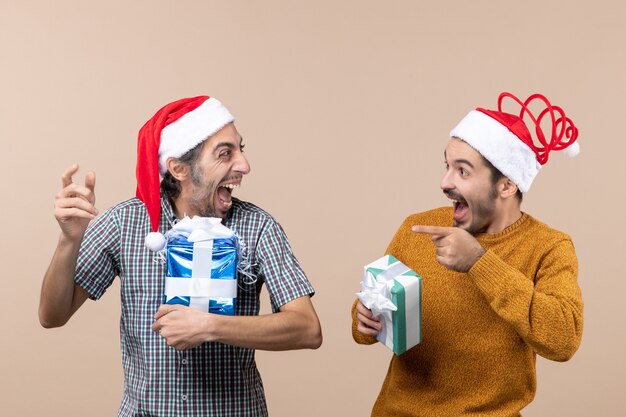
468, 239, 583, 361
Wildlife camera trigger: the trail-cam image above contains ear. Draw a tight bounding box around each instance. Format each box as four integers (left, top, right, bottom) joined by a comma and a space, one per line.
498, 177, 519, 200
166, 157, 190, 181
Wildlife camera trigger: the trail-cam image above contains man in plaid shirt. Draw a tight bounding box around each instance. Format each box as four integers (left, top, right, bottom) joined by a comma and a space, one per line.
39, 96, 322, 416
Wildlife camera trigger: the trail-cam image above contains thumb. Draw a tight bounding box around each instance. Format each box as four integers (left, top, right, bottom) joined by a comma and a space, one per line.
85, 171, 96, 193
154, 304, 182, 320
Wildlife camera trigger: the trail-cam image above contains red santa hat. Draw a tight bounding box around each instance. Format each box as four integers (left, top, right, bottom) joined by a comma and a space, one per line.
135, 95, 234, 251
449, 92, 579, 193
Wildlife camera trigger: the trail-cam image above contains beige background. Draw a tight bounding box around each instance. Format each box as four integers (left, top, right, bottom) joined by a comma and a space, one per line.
1, 1, 624, 415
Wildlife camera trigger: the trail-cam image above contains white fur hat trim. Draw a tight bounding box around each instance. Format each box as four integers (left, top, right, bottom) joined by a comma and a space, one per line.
158, 97, 234, 175
450, 110, 541, 193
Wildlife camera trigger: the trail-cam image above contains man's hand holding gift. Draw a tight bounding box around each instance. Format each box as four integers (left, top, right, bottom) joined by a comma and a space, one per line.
355, 299, 383, 337
152, 304, 214, 350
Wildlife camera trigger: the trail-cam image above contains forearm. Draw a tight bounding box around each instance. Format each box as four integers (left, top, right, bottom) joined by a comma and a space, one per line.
209, 302, 321, 350
469, 249, 583, 361
156, 295, 322, 351
39, 234, 87, 328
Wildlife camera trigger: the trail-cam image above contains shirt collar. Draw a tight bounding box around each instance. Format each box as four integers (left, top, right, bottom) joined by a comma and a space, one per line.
160, 197, 178, 232
160, 196, 237, 229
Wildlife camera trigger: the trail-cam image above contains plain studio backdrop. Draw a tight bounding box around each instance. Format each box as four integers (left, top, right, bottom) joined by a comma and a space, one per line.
1, 1, 624, 416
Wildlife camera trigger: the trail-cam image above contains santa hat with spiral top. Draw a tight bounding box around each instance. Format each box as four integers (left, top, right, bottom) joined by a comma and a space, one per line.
449, 92, 579, 193
136, 95, 234, 251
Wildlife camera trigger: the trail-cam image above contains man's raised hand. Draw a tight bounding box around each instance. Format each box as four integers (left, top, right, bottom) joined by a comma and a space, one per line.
411, 225, 485, 272
54, 164, 98, 241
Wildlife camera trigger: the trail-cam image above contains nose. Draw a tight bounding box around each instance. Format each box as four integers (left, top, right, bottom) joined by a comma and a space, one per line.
234, 152, 251, 175
440, 168, 454, 191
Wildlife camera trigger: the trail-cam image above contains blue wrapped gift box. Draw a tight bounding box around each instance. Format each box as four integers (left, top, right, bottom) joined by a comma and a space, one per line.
164, 229, 238, 316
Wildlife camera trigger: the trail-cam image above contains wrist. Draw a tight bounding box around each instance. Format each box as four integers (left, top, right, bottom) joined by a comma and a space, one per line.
57, 232, 84, 251
467, 247, 487, 273
474, 245, 486, 262
462, 245, 486, 273
203, 312, 222, 343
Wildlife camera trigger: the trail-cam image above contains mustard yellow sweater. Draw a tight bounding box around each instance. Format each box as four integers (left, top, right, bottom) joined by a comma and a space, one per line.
352, 207, 583, 417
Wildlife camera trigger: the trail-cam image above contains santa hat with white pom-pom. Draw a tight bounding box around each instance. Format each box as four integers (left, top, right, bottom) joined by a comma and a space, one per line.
136, 95, 234, 252
449, 92, 579, 193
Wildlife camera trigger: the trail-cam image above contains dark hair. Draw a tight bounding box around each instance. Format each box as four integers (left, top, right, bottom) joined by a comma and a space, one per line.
482, 156, 523, 203
160, 140, 205, 202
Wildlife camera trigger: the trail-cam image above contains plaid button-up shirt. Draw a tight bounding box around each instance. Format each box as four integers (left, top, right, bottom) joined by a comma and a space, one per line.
75, 197, 314, 417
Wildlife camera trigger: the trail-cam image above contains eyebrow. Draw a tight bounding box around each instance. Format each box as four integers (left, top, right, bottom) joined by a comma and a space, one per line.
454, 158, 474, 168
213, 137, 244, 150
444, 151, 475, 168
214, 142, 235, 149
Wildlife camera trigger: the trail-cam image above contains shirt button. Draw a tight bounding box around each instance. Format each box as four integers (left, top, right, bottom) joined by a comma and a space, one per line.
181, 359, 188, 365
181, 394, 188, 401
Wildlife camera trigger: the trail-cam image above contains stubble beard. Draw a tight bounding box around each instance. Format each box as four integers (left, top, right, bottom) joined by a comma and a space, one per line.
453, 185, 499, 236
189, 165, 219, 218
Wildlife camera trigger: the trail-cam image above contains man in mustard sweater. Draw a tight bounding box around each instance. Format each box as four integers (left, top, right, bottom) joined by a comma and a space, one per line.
352, 92, 584, 417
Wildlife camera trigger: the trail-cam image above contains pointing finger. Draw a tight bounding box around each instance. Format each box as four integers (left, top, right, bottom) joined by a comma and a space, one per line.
412, 225, 454, 237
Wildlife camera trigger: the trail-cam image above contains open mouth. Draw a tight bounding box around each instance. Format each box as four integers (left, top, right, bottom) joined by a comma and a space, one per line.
215, 182, 240, 213
449, 196, 469, 222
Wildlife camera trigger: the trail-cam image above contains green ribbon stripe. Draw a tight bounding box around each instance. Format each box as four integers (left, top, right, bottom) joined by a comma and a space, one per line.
391, 279, 407, 354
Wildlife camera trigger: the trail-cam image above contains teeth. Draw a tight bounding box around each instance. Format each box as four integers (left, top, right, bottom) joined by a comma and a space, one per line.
448, 198, 466, 206
220, 184, 240, 189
